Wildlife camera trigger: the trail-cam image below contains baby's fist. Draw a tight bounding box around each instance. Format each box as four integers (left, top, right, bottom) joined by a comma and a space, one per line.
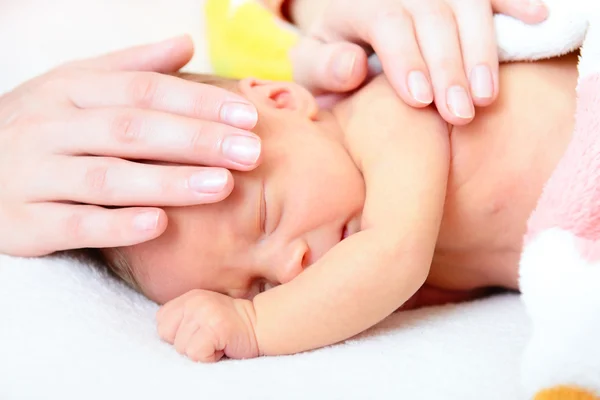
156, 290, 260, 362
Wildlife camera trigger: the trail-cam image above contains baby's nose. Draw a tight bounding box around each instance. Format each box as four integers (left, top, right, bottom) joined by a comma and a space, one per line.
274, 239, 310, 284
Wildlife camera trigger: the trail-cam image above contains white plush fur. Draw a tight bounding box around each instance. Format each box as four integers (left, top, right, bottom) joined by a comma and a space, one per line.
0, 254, 529, 400
0, 0, 579, 399
520, 229, 600, 397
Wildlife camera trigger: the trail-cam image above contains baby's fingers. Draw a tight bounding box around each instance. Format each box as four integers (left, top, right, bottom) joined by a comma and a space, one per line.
157, 306, 185, 344
186, 330, 225, 363
21, 203, 166, 255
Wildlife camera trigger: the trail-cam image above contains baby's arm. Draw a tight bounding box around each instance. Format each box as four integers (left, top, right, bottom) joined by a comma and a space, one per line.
252, 75, 450, 355
156, 76, 450, 361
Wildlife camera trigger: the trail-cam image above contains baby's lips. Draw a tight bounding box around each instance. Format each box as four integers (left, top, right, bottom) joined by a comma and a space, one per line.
340, 216, 362, 243
341, 225, 350, 240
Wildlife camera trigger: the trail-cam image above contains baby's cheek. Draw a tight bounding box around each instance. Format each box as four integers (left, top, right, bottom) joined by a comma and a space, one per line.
137, 261, 194, 305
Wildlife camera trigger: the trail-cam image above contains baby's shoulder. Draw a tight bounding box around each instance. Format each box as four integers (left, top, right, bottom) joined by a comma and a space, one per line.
352, 74, 446, 131
338, 75, 448, 168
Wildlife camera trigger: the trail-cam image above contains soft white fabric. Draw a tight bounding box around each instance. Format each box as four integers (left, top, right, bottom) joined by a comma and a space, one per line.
0, 254, 529, 400
0, 0, 569, 399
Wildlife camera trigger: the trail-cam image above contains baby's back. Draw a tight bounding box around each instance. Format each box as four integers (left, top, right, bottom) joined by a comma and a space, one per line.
429, 53, 579, 291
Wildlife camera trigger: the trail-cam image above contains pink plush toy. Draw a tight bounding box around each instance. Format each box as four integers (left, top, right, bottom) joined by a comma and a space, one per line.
512, 2, 600, 398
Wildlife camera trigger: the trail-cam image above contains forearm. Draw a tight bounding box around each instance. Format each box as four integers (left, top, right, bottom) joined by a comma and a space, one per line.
252, 230, 431, 356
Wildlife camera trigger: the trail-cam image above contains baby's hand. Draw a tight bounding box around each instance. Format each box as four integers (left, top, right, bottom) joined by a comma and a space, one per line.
156, 290, 260, 362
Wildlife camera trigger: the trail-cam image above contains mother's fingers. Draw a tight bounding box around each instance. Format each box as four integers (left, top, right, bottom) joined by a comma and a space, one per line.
24, 203, 167, 254
411, 3, 474, 125
70, 35, 195, 74
290, 37, 369, 93
66, 71, 258, 130
452, 0, 499, 106
31, 156, 234, 207
492, 0, 548, 24
49, 108, 261, 170
367, 8, 434, 107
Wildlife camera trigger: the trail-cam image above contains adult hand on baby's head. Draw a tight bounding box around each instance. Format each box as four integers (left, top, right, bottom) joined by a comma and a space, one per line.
0, 35, 261, 257
156, 290, 260, 362
289, 0, 548, 125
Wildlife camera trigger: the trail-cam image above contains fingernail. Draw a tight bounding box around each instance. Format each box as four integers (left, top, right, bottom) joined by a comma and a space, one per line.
222, 135, 261, 166
470, 65, 493, 100
221, 102, 258, 128
333, 51, 357, 83
447, 86, 474, 119
407, 71, 433, 104
134, 211, 159, 231
188, 170, 229, 193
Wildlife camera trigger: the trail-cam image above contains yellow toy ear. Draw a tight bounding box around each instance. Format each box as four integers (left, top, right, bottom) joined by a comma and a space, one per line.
205, 0, 299, 81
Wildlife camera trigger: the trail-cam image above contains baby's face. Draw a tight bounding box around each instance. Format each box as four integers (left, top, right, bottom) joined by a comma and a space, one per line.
123, 79, 365, 304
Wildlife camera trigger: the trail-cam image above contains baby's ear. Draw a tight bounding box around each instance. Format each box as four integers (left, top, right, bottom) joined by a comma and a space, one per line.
238, 78, 318, 120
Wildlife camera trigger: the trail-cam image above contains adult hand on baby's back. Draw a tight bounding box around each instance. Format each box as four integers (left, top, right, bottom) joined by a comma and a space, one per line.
0, 36, 261, 257
289, 0, 548, 125
156, 290, 260, 362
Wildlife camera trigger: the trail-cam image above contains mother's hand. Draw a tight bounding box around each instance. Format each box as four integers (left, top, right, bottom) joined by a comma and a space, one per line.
289, 0, 548, 125
0, 36, 260, 257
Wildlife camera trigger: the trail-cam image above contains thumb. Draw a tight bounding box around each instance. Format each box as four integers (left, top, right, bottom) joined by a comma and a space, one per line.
73, 35, 194, 72
492, 0, 549, 25
290, 37, 368, 94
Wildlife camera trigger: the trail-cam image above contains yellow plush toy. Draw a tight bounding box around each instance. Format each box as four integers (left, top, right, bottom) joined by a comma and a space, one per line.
205, 0, 299, 81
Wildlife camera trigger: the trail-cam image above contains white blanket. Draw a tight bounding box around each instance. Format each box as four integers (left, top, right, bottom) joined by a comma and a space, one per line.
0, 0, 570, 399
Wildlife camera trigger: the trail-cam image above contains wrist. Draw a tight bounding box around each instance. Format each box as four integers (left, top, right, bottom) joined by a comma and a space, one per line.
233, 298, 262, 357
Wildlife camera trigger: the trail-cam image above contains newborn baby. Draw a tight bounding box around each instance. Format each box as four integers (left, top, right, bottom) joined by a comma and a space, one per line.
102, 53, 578, 361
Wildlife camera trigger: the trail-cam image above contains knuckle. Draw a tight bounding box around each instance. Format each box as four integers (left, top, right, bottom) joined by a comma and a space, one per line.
83, 164, 109, 194
189, 308, 207, 328
207, 312, 228, 333
110, 112, 140, 143
432, 56, 463, 78
37, 70, 73, 94
191, 92, 212, 119
373, 7, 410, 24
63, 212, 85, 242
190, 123, 224, 156
128, 73, 159, 108
367, 9, 408, 40
416, 3, 454, 24
189, 125, 206, 153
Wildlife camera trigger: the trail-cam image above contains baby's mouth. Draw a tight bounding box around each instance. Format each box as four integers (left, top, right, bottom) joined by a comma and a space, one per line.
341, 225, 350, 241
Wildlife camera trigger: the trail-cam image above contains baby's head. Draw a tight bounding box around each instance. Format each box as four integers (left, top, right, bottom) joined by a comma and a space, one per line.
103, 74, 365, 304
